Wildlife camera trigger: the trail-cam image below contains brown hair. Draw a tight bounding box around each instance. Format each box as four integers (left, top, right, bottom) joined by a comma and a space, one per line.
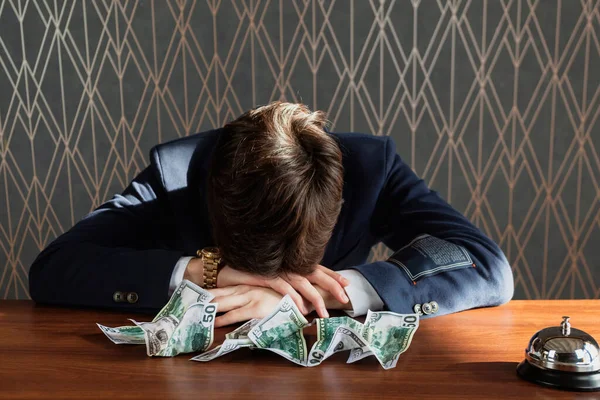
207, 102, 344, 277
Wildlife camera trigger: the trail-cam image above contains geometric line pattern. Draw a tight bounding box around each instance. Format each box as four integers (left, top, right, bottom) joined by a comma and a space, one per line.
1, 0, 599, 300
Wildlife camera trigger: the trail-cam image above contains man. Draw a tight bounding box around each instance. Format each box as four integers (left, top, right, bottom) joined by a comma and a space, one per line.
29, 102, 514, 327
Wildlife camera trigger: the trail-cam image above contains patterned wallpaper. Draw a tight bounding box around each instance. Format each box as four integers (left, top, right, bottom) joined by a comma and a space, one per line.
1, 0, 599, 300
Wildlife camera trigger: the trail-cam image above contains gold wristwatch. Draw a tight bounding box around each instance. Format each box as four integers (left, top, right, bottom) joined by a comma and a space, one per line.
197, 247, 222, 289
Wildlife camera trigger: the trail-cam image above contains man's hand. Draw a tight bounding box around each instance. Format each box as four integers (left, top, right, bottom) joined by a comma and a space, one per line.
217, 264, 350, 318
208, 284, 353, 328
209, 285, 292, 327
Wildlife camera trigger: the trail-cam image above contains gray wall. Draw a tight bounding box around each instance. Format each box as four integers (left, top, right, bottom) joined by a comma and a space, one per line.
1, 0, 599, 300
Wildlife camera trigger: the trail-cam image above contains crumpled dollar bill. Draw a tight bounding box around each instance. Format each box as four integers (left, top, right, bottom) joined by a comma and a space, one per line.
98, 280, 216, 356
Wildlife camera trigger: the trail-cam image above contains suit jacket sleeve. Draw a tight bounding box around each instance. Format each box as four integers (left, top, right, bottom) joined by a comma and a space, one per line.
28, 149, 184, 311
351, 137, 514, 317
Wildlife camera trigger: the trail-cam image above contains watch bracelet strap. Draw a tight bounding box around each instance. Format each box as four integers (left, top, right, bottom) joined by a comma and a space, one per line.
197, 249, 221, 289
204, 263, 218, 289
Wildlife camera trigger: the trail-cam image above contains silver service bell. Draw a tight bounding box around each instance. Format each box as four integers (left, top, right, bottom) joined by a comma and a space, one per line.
517, 316, 600, 391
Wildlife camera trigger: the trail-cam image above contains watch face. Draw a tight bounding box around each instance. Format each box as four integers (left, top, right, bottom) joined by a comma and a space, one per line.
202, 247, 221, 258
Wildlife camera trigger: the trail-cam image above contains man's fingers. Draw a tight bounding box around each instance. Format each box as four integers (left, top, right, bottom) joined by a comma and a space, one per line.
308, 269, 349, 304
288, 276, 328, 318
317, 264, 350, 287
215, 307, 251, 328
213, 294, 250, 313
268, 277, 308, 314
208, 286, 239, 298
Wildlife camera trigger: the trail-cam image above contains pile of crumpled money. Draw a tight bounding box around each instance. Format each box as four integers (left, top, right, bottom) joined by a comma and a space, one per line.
98, 280, 419, 369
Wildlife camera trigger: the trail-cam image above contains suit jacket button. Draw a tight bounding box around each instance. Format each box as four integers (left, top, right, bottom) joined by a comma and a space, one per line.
422, 302, 433, 315
127, 292, 139, 304
413, 304, 423, 316
113, 291, 125, 303
430, 301, 439, 313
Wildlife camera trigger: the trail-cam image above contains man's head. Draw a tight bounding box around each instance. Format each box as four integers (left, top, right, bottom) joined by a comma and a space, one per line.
207, 102, 344, 278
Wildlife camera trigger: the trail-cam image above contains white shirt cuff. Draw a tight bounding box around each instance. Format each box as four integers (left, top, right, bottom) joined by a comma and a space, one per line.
337, 269, 385, 317
169, 256, 194, 296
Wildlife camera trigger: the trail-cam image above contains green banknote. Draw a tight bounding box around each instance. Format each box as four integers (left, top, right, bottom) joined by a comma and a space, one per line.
190, 339, 251, 362
96, 324, 146, 345
248, 295, 308, 348
323, 326, 367, 363
131, 315, 179, 356
225, 319, 260, 340
261, 330, 307, 366
346, 345, 372, 364
308, 317, 366, 366
97, 280, 214, 345
131, 301, 219, 357
361, 310, 419, 369
157, 302, 218, 357
154, 280, 214, 321
191, 319, 259, 362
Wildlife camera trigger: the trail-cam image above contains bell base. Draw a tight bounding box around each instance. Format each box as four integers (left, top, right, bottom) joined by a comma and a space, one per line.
517, 360, 600, 392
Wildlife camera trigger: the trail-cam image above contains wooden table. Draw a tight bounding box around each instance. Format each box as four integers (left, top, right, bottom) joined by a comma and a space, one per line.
1, 300, 598, 399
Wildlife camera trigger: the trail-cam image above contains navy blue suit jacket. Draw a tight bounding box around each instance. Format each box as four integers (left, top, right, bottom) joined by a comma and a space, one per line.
29, 130, 514, 317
